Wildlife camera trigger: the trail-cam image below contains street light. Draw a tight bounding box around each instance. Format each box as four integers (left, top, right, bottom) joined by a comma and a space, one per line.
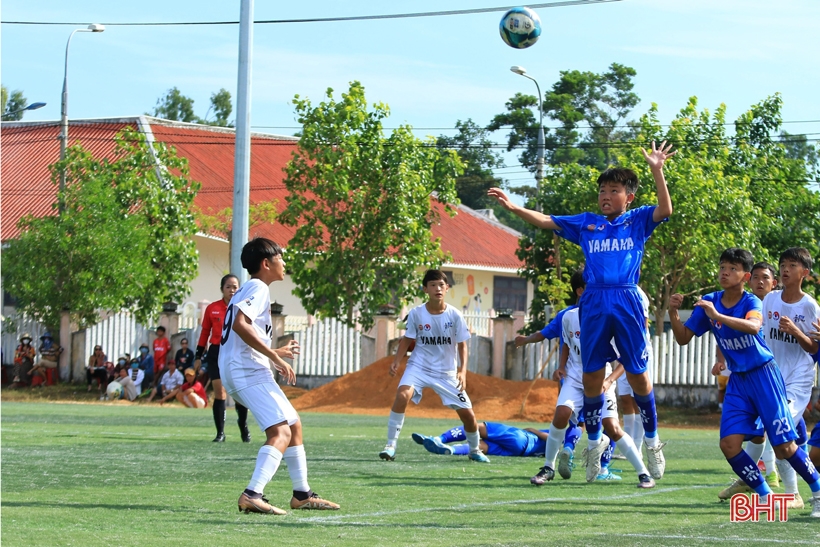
510, 65, 545, 185
1, 102, 47, 120
59, 23, 105, 212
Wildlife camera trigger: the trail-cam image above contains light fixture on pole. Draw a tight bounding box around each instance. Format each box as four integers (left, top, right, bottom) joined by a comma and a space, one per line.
1, 102, 47, 120
510, 65, 544, 186
59, 23, 105, 213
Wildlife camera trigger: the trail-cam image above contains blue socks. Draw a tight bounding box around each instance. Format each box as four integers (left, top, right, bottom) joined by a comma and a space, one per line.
440, 426, 466, 444
786, 449, 820, 493
563, 422, 582, 451
634, 391, 658, 438
795, 417, 808, 447
583, 395, 605, 441
727, 451, 771, 496
452, 444, 470, 456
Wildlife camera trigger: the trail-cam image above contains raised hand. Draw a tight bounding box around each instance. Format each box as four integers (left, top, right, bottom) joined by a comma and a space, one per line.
641, 140, 677, 171
487, 187, 515, 211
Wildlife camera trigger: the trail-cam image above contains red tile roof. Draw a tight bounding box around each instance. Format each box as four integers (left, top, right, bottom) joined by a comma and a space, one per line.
1, 117, 523, 270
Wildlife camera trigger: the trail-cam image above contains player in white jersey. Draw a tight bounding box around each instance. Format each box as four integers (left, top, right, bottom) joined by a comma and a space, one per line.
219, 238, 339, 515
380, 270, 489, 463
761, 248, 820, 510
532, 306, 656, 488
616, 287, 653, 455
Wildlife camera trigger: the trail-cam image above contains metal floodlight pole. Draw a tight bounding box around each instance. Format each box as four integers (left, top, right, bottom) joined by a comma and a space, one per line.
59, 23, 104, 214
510, 65, 545, 187
231, 0, 254, 283
1, 102, 47, 119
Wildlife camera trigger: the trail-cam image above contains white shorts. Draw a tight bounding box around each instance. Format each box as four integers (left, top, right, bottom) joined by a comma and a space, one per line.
557, 379, 618, 424
183, 392, 206, 409
399, 366, 472, 410
229, 382, 299, 431
785, 386, 811, 423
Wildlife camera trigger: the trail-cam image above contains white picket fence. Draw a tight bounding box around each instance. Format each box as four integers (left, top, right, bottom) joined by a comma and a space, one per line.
290, 317, 361, 376
463, 311, 493, 337
1, 314, 50, 363
84, 312, 155, 361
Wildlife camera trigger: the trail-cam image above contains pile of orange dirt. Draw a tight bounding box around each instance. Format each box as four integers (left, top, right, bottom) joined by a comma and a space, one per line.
292, 356, 559, 423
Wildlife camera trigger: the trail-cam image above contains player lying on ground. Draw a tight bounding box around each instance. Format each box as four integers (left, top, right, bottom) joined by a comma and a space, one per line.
410, 422, 620, 479
489, 142, 674, 483
219, 237, 339, 515
669, 247, 820, 518
381, 269, 489, 463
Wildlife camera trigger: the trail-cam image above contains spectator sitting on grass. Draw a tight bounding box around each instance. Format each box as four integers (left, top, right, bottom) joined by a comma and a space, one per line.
171, 368, 208, 409
174, 338, 195, 372
37, 332, 62, 373
108, 367, 138, 402
128, 359, 145, 396
147, 360, 184, 403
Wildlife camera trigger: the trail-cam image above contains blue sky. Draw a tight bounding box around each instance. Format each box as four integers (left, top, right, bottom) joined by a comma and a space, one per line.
3, 0, 819, 191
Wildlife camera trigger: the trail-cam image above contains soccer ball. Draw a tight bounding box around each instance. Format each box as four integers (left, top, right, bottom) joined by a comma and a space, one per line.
107, 381, 123, 400
499, 7, 542, 49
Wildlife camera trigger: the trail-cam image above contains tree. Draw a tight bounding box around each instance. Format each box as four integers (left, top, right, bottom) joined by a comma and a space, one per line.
280, 81, 463, 329
149, 87, 234, 127
150, 87, 197, 123
3, 129, 201, 332
2, 85, 28, 121
489, 63, 639, 172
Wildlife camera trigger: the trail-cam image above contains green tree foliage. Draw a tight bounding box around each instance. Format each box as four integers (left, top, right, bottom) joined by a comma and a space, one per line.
280, 81, 463, 329
519, 95, 820, 330
149, 87, 233, 127
193, 200, 278, 260
489, 63, 639, 172
2, 85, 28, 121
3, 129, 201, 329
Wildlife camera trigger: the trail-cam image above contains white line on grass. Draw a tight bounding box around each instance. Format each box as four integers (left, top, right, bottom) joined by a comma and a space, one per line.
298, 485, 716, 524
605, 534, 820, 545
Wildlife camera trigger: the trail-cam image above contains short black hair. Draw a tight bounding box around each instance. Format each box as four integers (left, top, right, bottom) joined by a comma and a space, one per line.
597, 168, 639, 195
751, 262, 777, 279
570, 270, 585, 295
220, 274, 239, 289
156, 326, 166, 333
422, 269, 448, 287
719, 248, 754, 272
241, 237, 283, 275
779, 247, 813, 271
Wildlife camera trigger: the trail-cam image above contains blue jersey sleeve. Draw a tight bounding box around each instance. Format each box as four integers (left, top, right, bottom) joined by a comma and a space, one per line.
684, 293, 716, 337
635, 205, 666, 239
539, 306, 573, 344
551, 213, 587, 245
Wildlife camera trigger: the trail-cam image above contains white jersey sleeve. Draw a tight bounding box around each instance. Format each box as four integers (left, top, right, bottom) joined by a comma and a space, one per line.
405, 308, 419, 340
405, 304, 469, 377
561, 309, 584, 386
763, 291, 820, 395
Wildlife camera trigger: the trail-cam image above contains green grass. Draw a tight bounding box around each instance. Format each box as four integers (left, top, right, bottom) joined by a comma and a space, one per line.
2, 402, 819, 547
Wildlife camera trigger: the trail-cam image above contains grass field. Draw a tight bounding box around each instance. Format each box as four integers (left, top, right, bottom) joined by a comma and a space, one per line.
2, 402, 819, 547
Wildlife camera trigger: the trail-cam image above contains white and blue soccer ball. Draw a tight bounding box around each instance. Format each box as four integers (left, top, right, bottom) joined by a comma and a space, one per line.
499, 7, 542, 49
107, 381, 123, 400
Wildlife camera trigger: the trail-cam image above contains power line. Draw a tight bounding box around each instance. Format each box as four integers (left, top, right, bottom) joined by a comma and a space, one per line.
1, 0, 621, 26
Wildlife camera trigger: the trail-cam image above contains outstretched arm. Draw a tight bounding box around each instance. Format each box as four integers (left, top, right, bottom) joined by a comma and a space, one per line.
642, 141, 676, 222
487, 188, 559, 230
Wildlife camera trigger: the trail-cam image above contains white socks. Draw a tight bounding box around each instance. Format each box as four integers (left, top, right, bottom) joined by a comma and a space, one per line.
745, 440, 766, 466
466, 430, 480, 452
616, 435, 649, 476
387, 411, 404, 447
247, 445, 283, 494
776, 458, 799, 494
284, 445, 310, 493
544, 424, 568, 468
761, 439, 776, 474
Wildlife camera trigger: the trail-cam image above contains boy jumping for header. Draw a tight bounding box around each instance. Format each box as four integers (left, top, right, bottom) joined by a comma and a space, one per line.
489, 141, 675, 480
669, 248, 820, 516
381, 269, 489, 463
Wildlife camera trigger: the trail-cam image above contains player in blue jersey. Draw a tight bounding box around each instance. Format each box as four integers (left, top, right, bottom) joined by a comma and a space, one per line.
669, 248, 820, 515
412, 422, 551, 457
489, 141, 675, 480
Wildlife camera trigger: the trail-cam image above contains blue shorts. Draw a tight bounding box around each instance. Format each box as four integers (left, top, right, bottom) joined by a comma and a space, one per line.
809, 422, 820, 449
720, 362, 797, 446
483, 422, 542, 457
578, 286, 646, 374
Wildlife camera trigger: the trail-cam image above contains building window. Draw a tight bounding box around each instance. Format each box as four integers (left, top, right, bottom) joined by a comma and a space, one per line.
493, 276, 527, 312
